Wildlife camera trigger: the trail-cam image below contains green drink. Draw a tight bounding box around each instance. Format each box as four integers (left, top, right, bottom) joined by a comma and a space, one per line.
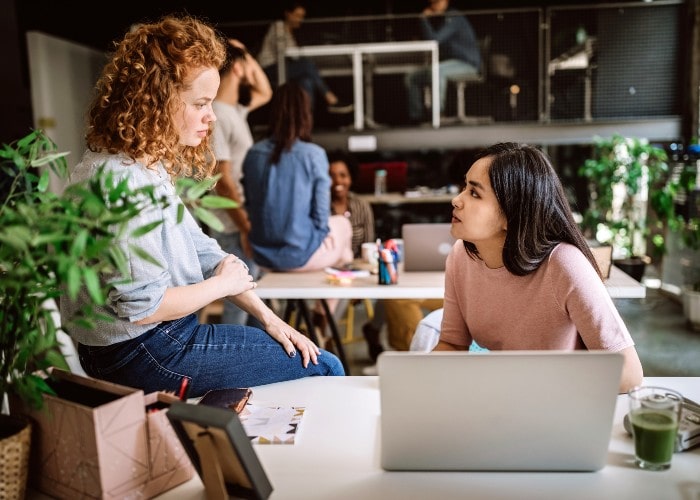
629, 408, 679, 470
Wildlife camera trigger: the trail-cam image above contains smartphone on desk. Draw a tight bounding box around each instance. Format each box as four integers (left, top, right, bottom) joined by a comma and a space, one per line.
198, 387, 252, 413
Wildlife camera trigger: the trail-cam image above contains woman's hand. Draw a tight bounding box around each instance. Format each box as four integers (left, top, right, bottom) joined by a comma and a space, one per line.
214, 254, 257, 297
227, 289, 322, 368
264, 317, 321, 368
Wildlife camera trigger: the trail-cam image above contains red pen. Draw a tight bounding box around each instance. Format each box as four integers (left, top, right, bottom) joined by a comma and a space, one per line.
178, 376, 190, 401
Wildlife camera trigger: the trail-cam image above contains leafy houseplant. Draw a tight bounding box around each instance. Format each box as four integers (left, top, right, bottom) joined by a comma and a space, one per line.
579, 135, 669, 278
0, 129, 234, 411
659, 156, 700, 329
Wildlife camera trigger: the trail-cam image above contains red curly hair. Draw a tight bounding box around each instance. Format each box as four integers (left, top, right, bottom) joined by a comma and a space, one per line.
85, 15, 226, 179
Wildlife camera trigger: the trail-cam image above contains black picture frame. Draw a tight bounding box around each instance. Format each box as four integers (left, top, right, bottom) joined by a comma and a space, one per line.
166, 401, 273, 500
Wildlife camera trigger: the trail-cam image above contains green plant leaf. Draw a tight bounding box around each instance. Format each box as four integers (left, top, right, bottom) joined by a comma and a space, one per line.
66, 264, 81, 299
200, 195, 238, 209
130, 244, 161, 268
131, 220, 163, 238
82, 267, 104, 304
177, 203, 185, 223
193, 206, 224, 232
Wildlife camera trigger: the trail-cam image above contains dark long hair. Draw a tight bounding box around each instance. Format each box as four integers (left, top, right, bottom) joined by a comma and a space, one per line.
267, 81, 313, 164
463, 142, 602, 279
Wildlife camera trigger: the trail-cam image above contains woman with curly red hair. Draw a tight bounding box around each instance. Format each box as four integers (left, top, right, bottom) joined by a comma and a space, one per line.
61, 15, 344, 397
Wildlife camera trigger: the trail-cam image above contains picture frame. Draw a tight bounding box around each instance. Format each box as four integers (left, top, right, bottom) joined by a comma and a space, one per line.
166, 401, 273, 500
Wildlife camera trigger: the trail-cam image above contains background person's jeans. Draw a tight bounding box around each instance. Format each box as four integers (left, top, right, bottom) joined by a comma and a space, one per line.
212, 231, 264, 329
263, 57, 330, 111
78, 314, 345, 397
405, 59, 479, 121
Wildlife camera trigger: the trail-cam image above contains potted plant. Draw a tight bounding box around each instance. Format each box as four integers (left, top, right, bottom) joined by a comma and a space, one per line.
0, 130, 233, 410
0, 129, 234, 494
659, 156, 700, 329
579, 134, 669, 281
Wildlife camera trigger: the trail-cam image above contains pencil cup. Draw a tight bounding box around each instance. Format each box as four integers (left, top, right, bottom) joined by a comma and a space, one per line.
378, 249, 399, 285
362, 242, 379, 274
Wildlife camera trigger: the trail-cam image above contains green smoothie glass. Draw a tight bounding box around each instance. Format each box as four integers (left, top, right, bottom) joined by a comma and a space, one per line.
627, 386, 682, 471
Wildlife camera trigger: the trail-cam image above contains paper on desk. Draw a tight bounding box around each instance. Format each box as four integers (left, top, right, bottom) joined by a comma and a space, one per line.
239, 402, 306, 445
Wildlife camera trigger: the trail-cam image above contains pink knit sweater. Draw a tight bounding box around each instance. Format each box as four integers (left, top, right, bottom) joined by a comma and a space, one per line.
440, 242, 635, 352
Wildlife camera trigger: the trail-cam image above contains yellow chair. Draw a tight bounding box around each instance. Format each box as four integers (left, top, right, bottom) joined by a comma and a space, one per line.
338, 298, 374, 344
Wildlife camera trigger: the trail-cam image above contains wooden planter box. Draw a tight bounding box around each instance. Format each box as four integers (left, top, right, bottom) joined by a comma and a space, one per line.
13, 369, 193, 499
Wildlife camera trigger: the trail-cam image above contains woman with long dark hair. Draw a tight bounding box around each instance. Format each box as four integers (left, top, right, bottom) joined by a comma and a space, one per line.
436, 142, 643, 393
243, 81, 353, 272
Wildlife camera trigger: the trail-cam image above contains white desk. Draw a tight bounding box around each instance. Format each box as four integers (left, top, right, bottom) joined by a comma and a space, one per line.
286, 40, 439, 130
254, 265, 645, 301
158, 376, 700, 500
357, 191, 455, 207
254, 265, 644, 373
255, 268, 443, 300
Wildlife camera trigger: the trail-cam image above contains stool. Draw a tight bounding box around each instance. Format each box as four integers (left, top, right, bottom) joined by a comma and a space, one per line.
442, 36, 494, 125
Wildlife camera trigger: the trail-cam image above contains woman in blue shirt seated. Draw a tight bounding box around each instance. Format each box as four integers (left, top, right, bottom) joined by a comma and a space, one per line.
243, 81, 354, 272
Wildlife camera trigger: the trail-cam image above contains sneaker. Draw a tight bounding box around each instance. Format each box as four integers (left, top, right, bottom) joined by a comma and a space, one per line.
327, 101, 354, 114
362, 364, 378, 376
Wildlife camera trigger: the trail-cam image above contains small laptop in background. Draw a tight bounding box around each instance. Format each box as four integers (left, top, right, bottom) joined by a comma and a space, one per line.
378, 350, 623, 472
401, 223, 456, 272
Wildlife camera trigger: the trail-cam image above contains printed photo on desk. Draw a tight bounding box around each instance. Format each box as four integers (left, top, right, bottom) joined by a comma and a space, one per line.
240, 403, 307, 445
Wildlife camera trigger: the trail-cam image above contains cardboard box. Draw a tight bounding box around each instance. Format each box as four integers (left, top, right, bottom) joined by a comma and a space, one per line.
17, 369, 193, 499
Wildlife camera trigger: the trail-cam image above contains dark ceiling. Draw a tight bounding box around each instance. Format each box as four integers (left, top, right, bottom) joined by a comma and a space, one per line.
15, 0, 627, 52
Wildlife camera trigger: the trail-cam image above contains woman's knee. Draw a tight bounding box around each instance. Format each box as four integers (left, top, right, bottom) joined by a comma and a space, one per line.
320, 351, 345, 376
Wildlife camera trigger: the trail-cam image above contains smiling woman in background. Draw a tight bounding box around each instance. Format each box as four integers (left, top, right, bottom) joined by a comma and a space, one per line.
436, 142, 643, 393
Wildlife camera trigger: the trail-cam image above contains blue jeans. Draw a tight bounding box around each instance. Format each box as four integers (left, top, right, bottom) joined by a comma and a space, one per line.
212, 231, 264, 329
263, 57, 330, 111
405, 59, 479, 121
77, 314, 345, 397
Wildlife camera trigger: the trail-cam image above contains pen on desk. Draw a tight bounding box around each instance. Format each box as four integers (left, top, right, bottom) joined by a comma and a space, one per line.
178, 376, 190, 401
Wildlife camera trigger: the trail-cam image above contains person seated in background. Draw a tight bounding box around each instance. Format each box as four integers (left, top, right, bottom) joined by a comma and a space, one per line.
410, 308, 487, 352
434, 142, 643, 393
405, 0, 481, 123
257, 0, 352, 115
242, 81, 354, 273
328, 150, 375, 258
327, 150, 443, 361
381, 298, 444, 352
210, 39, 272, 328
327, 151, 377, 351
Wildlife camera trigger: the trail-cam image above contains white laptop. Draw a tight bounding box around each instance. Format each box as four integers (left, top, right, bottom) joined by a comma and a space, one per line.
378, 350, 623, 472
401, 223, 456, 272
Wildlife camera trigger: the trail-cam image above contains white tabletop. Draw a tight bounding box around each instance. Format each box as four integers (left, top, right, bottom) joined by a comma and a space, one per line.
357, 191, 455, 206
254, 265, 645, 300
159, 376, 699, 500
285, 39, 438, 58
285, 40, 440, 130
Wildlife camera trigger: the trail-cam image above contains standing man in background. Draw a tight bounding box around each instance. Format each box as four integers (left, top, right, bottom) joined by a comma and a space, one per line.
405, 0, 481, 123
211, 39, 272, 326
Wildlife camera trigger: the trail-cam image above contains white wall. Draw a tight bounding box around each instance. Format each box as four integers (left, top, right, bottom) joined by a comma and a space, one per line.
26, 31, 105, 194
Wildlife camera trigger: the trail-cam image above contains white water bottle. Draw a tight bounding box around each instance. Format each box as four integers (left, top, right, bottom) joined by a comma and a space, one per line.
374, 169, 387, 196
